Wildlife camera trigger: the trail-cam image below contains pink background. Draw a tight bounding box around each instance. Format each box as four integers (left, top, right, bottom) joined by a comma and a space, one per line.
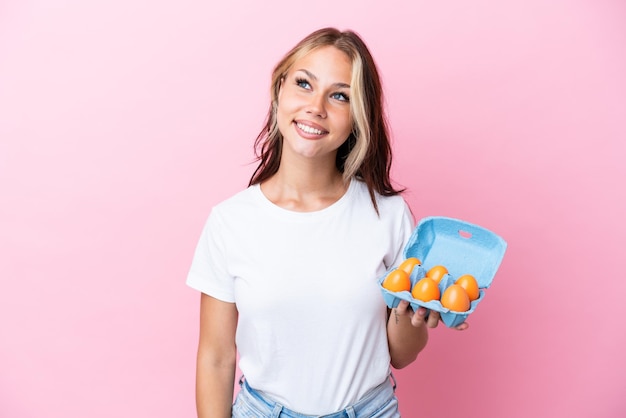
1, 1, 625, 417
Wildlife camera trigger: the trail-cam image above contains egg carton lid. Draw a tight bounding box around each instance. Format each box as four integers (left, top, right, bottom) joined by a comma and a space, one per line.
404, 216, 507, 289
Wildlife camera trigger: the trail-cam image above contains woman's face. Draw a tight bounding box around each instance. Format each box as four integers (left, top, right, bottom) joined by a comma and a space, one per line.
276, 46, 353, 164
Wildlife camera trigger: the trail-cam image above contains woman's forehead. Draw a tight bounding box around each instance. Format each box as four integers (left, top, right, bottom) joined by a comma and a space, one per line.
288, 46, 353, 83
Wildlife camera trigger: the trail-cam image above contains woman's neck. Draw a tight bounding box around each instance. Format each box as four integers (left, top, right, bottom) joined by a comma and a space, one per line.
260, 158, 349, 212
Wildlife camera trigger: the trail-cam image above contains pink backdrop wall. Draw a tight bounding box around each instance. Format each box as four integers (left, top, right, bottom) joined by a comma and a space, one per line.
1, 1, 625, 417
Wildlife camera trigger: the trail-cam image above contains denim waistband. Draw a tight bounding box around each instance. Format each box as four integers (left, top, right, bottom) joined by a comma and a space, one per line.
240, 374, 397, 418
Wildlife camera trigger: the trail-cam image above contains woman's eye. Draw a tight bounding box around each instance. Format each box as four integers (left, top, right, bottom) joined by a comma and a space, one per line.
295, 78, 311, 89
331, 92, 350, 102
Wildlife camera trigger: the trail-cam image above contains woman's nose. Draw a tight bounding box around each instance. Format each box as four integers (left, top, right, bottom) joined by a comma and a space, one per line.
306, 93, 327, 118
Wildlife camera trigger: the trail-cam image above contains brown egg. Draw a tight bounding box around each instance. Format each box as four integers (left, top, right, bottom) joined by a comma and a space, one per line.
441, 284, 470, 312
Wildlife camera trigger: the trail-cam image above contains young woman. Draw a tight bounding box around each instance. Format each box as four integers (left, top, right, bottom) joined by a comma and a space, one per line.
187, 27, 467, 418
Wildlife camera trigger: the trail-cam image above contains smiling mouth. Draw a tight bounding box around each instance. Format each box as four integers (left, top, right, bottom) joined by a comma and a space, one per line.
296, 122, 327, 135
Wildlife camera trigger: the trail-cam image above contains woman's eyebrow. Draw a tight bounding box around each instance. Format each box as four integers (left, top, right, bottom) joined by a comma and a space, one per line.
295, 69, 350, 89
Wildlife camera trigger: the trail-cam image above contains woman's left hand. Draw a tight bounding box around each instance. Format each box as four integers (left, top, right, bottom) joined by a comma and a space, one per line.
402, 302, 469, 331
387, 300, 467, 368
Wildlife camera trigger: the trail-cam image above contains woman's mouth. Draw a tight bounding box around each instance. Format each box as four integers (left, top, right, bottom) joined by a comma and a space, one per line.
295, 121, 328, 136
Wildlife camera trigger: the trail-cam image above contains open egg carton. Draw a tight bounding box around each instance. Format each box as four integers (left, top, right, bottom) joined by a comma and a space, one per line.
379, 216, 507, 327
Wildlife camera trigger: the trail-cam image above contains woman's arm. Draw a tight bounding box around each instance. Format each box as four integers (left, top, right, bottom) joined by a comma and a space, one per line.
387, 301, 468, 369
195, 293, 238, 418
386, 301, 429, 369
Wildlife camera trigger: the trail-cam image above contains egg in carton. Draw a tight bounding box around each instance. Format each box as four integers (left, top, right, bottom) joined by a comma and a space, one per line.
379, 216, 507, 327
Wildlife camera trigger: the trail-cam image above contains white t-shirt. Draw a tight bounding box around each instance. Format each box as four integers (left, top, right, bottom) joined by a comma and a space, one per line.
187, 179, 414, 415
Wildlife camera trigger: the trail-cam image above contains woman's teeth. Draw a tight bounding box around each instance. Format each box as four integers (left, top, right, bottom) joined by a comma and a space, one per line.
297, 123, 324, 135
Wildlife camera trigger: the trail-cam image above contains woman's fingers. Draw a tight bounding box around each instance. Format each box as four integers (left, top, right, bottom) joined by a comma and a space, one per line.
410, 307, 429, 327
454, 322, 469, 331
394, 300, 411, 315
398, 303, 469, 330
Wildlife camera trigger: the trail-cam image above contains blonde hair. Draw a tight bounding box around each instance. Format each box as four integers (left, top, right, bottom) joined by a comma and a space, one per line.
250, 28, 401, 211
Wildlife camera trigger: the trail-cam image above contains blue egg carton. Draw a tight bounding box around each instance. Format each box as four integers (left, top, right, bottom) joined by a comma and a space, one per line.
379, 216, 507, 327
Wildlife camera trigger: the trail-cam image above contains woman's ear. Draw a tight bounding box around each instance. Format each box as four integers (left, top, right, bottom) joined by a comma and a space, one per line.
277, 75, 285, 101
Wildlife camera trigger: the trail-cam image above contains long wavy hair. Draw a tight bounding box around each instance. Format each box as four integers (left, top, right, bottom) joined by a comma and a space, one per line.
249, 27, 403, 212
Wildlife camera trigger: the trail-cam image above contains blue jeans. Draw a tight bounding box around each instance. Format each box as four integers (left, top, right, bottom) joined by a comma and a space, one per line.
232, 375, 400, 418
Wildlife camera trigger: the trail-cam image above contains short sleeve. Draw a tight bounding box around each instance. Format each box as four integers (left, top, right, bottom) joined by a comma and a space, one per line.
386, 198, 416, 269
186, 209, 235, 303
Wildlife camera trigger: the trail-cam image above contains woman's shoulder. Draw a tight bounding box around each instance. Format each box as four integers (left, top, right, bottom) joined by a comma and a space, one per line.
349, 179, 411, 223
351, 179, 408, 208
210, 184, 262, 216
